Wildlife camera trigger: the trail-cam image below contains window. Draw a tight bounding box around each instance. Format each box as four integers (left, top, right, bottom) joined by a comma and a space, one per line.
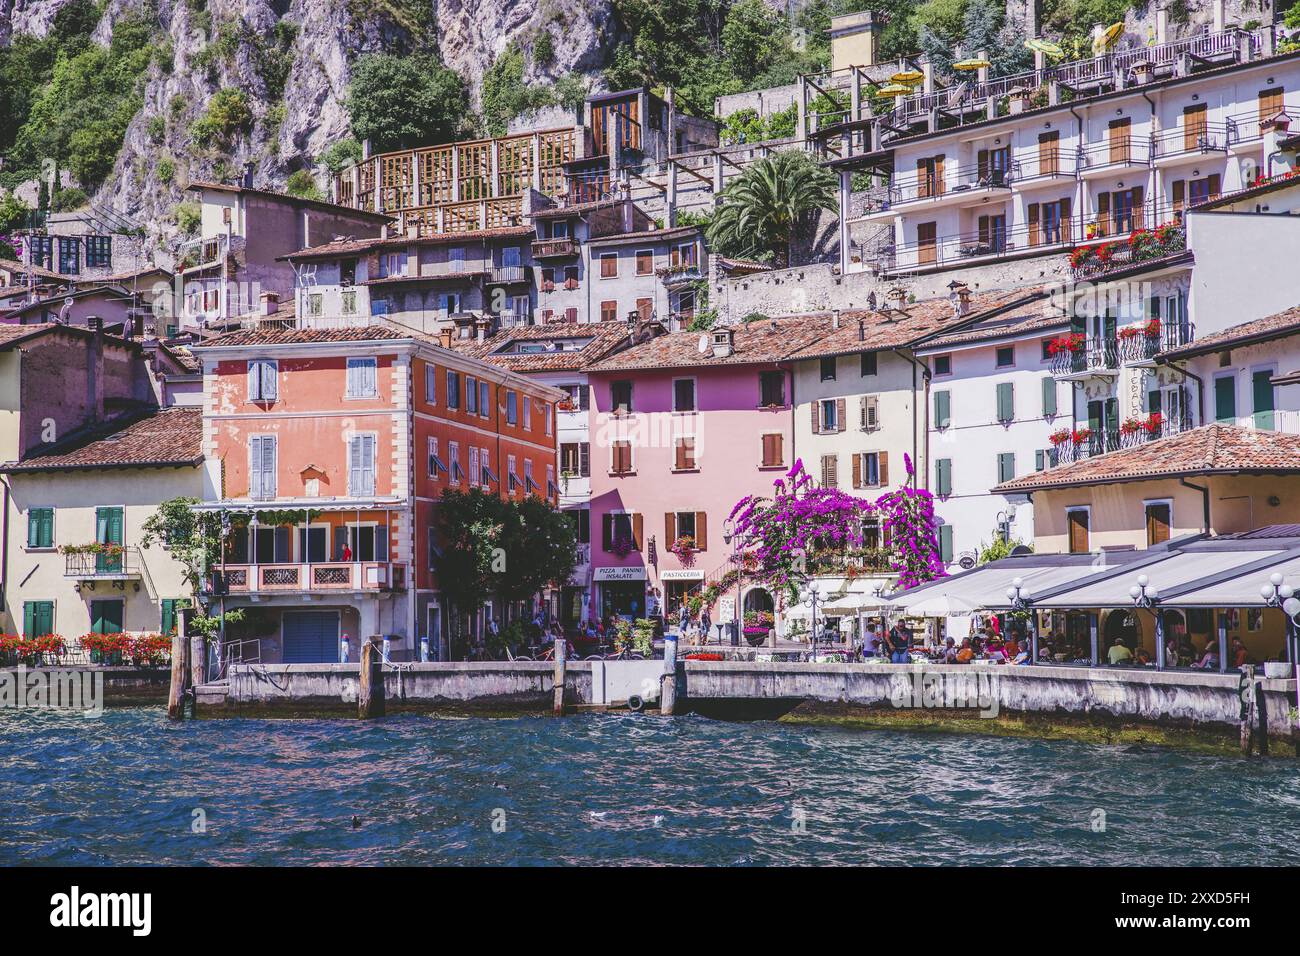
820, 356, 837, 381
561, 443, 590, 477
85, 236, 111, 268
860, 352, 877, 377
298, 525, 328, 563
249, 435, 277, 499
348, 434, 376, 496
448, 441, 462, 483
821, 454, 838, 488
478, 380, 489, 417
466, 376, 478, 414
674, 436, 696, 470
611, 441, 633, 475
30, 236, 53, 269
571, 508, 590, 544
506, 391, 518, 425
1041, 377, 1058, 417
340, 258, 357, 285
425, 365, 437, 403
27, 508, 54, 549
855, 451, 886, 488
938, 525, 954, 564
860, 395, 879, 431
673, 378, 696, 412
819, 398, 838, 431
611, 380, 633, 414
522, 395, 531, 431
933, 354, 952, 376
1067, 508, 1090, 554
603, 512, 640, 552
481, 447, 495, 485
935, 458, 952, 497
449, 246, 465, 272
995, 345, 1014, 368
428, 436, 445, 478
996, 382, 1015, 423
248, 359, 277, 401
1252, 369, 1276, 429
502, 246, 521, 268
917, 221, 937, 264
934, 390, 951, 429
544, 402, 552, 436
23, 600, 54, 637
1029, 198, 1072, 246
997, 452, 1016, 484
1214, 375, 1236, 423
601, 300, 618, 323
160, 598, 190, 636
308, 293, 323, 316
635, 249, 654, 275
447, 370, 461, 409
1145, 501, 1172, 546
341, 291, 357, 315
58, 237, 80, 274
440, 292, 462, 315
346, 357, 378, 398
761, 433, 784, 467
759, 371, 785, 407
600, 253, 618, 278
467, 446, 480, 488
673, 511, 697, 542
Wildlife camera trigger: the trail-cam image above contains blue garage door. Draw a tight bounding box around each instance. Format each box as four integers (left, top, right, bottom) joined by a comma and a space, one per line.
282, 611, 340, 664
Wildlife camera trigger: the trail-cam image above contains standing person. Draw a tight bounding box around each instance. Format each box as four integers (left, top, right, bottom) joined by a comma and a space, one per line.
700, 606, 712, 643
887, 622, 911, 663
678, 602, 690, 638
341, 542, 353, 562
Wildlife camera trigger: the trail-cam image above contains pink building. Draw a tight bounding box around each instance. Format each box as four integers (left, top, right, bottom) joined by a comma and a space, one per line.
584, 319, 827, 627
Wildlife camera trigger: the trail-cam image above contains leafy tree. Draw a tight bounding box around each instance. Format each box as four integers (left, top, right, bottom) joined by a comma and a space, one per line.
721, 0, 788, 83
0, 193, 31, 233
345, 52, 468, 151
320, 137, 363, 176
706, 150, 837, 266
480, 44, 555, 136
189, 88, 253, 148
552, 74, 589, 115
141, 496, 223, 596
285, 169, 323, 200
51, 187, 88, 212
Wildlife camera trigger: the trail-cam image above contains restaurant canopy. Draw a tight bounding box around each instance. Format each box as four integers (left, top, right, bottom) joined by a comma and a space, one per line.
885, 554, 1125, 616
1158, 548, 1300, 607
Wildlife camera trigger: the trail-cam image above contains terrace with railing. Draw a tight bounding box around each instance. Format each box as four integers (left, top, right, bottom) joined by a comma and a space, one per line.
64, 546, 143, 579
211, 562, 406, 595
1049, 338, 1119, 379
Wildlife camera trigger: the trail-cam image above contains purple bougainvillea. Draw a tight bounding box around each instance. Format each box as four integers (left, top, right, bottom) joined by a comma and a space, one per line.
729, 457, 945, 595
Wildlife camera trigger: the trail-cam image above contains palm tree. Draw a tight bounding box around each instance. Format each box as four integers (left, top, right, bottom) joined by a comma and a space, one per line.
706, 150, 838, 267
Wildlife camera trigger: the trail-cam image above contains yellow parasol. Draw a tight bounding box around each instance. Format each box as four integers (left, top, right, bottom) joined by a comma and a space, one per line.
952, 58, 991, 71
1025, 37, 1065, 59
877, 83, 915, 96
891, 69, 924, 83
1094, 22, 1124, 54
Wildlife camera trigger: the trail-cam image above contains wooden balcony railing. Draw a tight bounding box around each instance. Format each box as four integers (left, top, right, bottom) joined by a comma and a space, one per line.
210, 562, 406, 595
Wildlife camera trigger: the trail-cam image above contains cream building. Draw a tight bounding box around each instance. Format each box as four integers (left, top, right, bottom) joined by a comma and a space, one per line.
1, 406, 203, 640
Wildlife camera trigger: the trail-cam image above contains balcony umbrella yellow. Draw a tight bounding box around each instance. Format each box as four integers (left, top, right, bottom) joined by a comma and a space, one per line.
890, 69, 924, 83
877, 83, 916, 96
1025, 38, 1065, 59
952, 58, 991, 71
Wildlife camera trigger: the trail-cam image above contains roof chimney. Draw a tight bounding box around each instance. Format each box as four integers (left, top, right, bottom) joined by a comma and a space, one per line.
260, 291, 280, 316
831, 308, 841, 329
858, 318, 866, 341
947, 280, 971, 316
888, 286, 909, 311
438, 328, 453, 348
711, 327, 735, 359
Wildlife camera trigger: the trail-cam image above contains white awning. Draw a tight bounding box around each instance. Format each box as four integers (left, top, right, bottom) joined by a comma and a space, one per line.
887, 561, 1100, 616
1031, 548, 1286, 609
1161, 553, 1300, 607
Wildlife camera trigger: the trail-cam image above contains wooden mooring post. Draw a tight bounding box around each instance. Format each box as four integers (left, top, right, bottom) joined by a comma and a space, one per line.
1239, 665, 1256, 756
166, 629, 188, 721
1256, 678, 1269, 757
358, 638, 385, 719
660, 633, 678, 716
552, 636, 567, 716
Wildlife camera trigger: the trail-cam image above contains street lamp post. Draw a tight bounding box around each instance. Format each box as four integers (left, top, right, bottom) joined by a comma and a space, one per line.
1005, 576, 1035, 664
802, 584, 822, 661
1279, 593, 1300, 728
1129, 574, 1162, 670
722, 518, 742, 647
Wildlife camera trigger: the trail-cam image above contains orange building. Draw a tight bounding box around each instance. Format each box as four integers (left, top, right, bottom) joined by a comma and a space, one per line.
194, 323, 562, 662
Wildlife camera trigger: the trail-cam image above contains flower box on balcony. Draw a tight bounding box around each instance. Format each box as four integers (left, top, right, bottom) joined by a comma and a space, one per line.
1049, 428, 1073, 446
563, 278, 579, 291
1046, 333, 1085, 355
1070, 427, 1092, 445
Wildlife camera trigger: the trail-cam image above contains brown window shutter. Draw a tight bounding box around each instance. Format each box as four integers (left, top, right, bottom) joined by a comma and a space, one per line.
761, 433, 772, 466
602, 514, 613, 551
916, 158, 929, 198
631, 513, 644, 549
1207, 173, 1221, 200
1097, 192, 1110, 237
859, 395, 869, 429
934, 155, 945, 194
695, 512, 707, 551
822, 454, 838, 488
665, 512, 676, 546
835, 397, 846, 433
852, 452, 862, 488
565, 307, 578, 322
1038, 131, 1058, 175
636, 297, 652, 320
878, 451, 889, 486
1027, 203, 1039, 246
1059, 197, 1072, 241
978, 214, 990, 245
683, 437, 695, 469
811, 401, 820, 434
1131, 186, 1144, 229
1172, 179, 1185, 216
977, 149, 989, 180
1183, 103, 1207, 150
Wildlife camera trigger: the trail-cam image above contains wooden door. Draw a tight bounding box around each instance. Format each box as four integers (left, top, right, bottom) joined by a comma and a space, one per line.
1068, 510, 1090, 553
1183, 104, 1208, 151
1108, 118, 1131, 164
917, 221, 937, 265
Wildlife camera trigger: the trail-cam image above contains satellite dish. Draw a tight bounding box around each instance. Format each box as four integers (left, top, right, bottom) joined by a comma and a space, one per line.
697, 334, 710, 354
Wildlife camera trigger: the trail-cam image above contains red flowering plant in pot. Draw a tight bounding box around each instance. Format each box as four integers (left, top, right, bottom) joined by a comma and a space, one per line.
1046, 333, 1085, 355
1143, 411, 1164, 435
80, 631, 133, 665
1070, 427, 1092, 445
670, 534, 697, 567
1120, 416, 1145, 436
130, 633, 172, 667
1049, 428, 1073, 446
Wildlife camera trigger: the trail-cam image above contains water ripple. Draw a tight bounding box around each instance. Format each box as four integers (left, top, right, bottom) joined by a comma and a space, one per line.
1, 709, 1298, 865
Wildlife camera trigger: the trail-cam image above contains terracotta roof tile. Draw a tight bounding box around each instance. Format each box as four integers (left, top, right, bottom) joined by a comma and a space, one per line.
994, 424, 1300, 492
1, 406, 203, 473
585, 226, 699, 246
465, 321, 633, 372
917, 301, 1064, 350
194, 324, 413, 347
584, 315, 826, 372
1158, 304, 1300, 361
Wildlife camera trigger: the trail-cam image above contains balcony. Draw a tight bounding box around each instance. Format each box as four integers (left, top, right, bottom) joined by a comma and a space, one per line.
1069, 218, 1186, 278
1118, 411, 1196, 448
881, 162, 1014, 211
1049, 339, 1119, 381
1077, 138, 1151, 178
658, 264, 703, 290
1118, 320, 1194, 365
1009, 149, 1077, 183
490, 265, 528, 285
64, 546, 143, 580
1049, 428, 1121, 465
1150, 124, 1229, 166
210, 562, 407, 595
531, 238, 579, 259
177, 235, 234, 273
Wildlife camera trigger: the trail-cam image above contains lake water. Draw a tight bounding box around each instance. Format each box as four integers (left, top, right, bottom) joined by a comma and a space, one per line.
3, 709, 1299, 866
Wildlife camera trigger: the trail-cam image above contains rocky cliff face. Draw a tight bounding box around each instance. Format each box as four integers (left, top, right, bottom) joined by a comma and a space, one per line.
1, 0, 616, 259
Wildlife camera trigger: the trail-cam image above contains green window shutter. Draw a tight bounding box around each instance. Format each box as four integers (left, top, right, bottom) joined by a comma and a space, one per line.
161, 599, 176, 636
27, 508, 52, 548
1214, 377, 1236, 423
938, 525, 954, 564
23, 601, 34, 637
996, 382, 1014, 422
934, 390, 951, 428
1252, 370, 1275, 429
936, 458, 952, 496
998, 452, 1016, 484
24, 601, 52, 637
1035, 449, 1045, 471
1041, 377, 1057, 417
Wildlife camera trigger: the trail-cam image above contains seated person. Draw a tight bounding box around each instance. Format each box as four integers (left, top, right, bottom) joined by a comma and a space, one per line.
1106, 638, 1133, 665
1193, 641, 1220, 669
955, 638, 975, 663
1134, 646, 1153, 666
1010, 642, 1032, 665
937, 637, 959, 663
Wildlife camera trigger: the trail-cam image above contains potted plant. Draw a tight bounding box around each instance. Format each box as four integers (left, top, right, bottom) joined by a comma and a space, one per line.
670, 534, 697, 567
1049, 428, 1073, 446
610, 533, 637, 558
1120, 416, 1145, 436
563, 277, 579, 291
1046, 333, 1085, 355
1070, 427, 1092, 445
